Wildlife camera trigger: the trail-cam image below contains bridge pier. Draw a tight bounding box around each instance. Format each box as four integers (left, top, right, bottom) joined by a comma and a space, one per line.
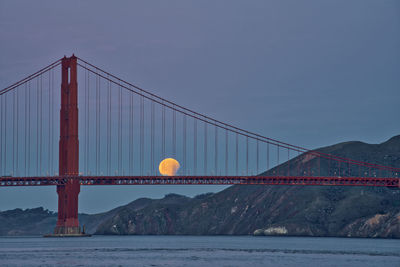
53, 181, 81, 235
45, 55, 88, 237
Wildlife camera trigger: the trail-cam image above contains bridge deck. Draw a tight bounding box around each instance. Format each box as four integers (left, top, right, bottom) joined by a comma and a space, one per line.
1, 176, 398, 187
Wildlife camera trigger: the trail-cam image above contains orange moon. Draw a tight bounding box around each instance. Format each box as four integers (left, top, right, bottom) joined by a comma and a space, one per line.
159, 158, 180, 176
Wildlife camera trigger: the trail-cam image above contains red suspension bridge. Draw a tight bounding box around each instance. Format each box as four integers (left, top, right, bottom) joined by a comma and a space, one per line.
0, 55, 399, 236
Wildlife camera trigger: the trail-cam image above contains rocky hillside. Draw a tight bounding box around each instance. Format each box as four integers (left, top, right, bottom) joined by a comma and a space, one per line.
0, 208, 109, 236
1, 135, 399, 237
95, 135, 400, 237
0, 207, 56, 236
94, 186, 400, 238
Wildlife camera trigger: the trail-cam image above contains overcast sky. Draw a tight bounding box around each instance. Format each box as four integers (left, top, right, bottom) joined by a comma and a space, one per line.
0, 0, 399, 213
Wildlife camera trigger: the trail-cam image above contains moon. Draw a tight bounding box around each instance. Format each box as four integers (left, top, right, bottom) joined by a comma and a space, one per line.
159, 158, 180, 176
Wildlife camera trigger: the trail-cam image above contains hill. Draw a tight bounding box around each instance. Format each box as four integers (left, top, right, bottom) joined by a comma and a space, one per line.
94, 135, 400, 237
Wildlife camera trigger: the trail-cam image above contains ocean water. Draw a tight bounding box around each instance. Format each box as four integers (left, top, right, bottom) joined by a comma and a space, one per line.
0, 235, 399, 267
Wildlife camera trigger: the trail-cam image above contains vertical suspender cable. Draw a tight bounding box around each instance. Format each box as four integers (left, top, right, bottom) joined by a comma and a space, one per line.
99, 76, 102, 174
142, 95, 145, 175
235, 133, 238, 176
225, 129, 228, 176
16, 85, 19, 176
86, 70, 90, 174
0, 93, 3, 175
267, 142, 269, 171
172, 106, 176, 157
140, 95, 144, 175
48, 71, 51, 175
130, 92, 133, 174
95, 75, 98, 174
142, 96, 144, 175
214, 125, 218, 175
51, 70, 54, 175
40, 75, 43, 175
118, 85, 122, 174
193, 119, 197, 175
151, 101, 155, 175
3, 94, 5, 175
128, 91, 131, 174
3, 94, 8, 175
1, 95, 4, 175
14, 87, 17, 175
297, 150, 300, 177
28, 82, 31, 176
5, 94, 7, 175
162, 102, 165, 159
287, 148, 290, 176
107, 79, 111, 175
204, 122, 207, 175
3, 95, 5, 175
328, 156, 331, 177
183, 114, 186, 175
36, 78, 39, 175
24, 83, 27, 176
84, 66, 88, 175
50, 70, 53, 175
98, 77, 102, 174
256, 139, 259, 175
95, 75, 99, 174
277, 145, 280, 175
297, 152, 300, 176
12, 89, 15, 175
128, 88, 132, 174
246, 136, 249, 176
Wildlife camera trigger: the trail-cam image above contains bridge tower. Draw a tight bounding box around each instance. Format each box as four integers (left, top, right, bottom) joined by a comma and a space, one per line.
52, 55, 83, 236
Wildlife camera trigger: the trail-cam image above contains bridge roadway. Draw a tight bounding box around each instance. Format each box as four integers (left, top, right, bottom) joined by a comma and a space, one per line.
1, 175, 399, 187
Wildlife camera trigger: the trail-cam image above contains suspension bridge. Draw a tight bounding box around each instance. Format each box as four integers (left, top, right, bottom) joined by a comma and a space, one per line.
0, 55, 399, 236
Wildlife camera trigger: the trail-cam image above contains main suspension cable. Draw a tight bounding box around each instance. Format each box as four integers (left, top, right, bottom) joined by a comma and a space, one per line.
76, 60, 400, 172
0, 59, 61, 96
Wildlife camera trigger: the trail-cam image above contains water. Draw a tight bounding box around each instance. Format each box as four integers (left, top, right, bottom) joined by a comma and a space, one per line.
0, 235, 399, 266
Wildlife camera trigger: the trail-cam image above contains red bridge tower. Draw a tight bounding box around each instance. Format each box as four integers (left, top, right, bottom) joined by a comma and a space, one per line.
51, 55, 85, 236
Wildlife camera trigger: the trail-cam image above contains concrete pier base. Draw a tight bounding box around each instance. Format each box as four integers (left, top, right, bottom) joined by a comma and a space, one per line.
43, 225, 91, 237
43, 233, 91, 237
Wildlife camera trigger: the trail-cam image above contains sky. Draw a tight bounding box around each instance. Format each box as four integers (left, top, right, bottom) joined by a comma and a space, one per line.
0, 0, 399, 213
